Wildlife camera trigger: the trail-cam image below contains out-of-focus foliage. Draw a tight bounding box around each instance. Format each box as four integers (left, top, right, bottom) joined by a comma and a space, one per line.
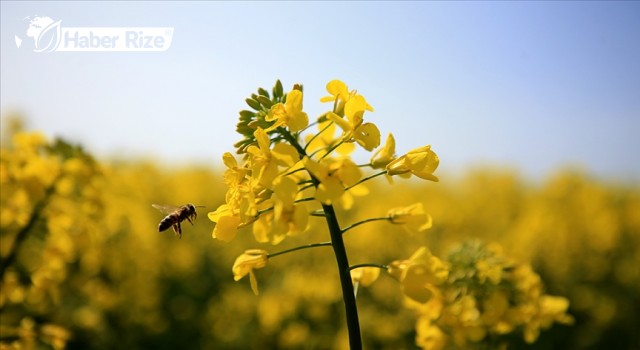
1, 127, 638, 349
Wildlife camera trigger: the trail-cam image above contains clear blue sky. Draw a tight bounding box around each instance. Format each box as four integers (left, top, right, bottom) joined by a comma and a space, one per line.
2, 1, 639, 181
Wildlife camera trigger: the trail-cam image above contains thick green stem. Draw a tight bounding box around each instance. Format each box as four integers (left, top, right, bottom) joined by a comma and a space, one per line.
323, 203, 362, 349
279, 127, 362, 350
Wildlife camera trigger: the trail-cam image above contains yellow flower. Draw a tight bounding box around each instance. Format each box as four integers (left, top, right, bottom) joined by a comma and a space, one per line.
208, 204, 242, 242
265, 89, 309, 132
320, 80, 373, 115
326, 101, 380, 152
388, 247, 449, 303
302, 157, 362, 205
320, 80, 351, 105
232, 249, 269, 295
386, 145, 439, 181
246, 128, 299, 188
387, 203, 433, 233
222, 152, 248, 187
415, 317, 447, 350
252, 201, 308, 245
250, 176, 309, 244
370, 133, 396, 169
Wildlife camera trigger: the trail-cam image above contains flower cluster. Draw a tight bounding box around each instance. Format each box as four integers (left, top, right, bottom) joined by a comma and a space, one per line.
387, 241, 574, 350
1, 131, 103, 350
208, 80, 439, 296
208, 79, 576, 350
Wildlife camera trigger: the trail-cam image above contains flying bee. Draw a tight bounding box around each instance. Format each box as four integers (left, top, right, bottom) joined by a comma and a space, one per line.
152, 203, 204, 238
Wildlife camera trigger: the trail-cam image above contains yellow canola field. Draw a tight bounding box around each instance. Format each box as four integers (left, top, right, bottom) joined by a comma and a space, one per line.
1, 131, 638, 350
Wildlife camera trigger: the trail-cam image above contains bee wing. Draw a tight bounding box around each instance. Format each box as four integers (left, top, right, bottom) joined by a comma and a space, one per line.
152, 204, 181, 215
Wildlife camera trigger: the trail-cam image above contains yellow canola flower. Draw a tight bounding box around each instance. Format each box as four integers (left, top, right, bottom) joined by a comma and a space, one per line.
232, 249, 269, 295
252, 200, 309, 245
302, 157, 362, 205
320, 80, 374, 114
388, 247, 449, 303
246, 128, 299, 188
386, 145, 439, 181
326, 97, 380, 152
222, 152, 248, 187
387, 202, 433, 233
370, 133, 397, 169
320, 80, 351, 105
251, 176, 309, 244
265, 89, 309, 132
209, 204, 242, 242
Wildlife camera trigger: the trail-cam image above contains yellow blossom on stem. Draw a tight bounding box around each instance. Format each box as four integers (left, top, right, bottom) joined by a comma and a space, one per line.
222, 152, 248, 187
370, 133, 396, 169
387, 202, 433, 233
246, 128, 299, 188
302, 157, 362, 205
386, 145, 439, 181
326, 92, 379, 151
232, 249, 269, 295
320, 80, 351, 105
265, 89, 309, 132
252, 200, 308, 245
388, 247, 449, 303
208, 204, 242, 242
320, 80, 373, 115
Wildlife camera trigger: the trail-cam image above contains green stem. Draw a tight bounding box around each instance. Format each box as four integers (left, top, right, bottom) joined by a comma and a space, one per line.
322, 203, 362, 349
319, 140, 345, 160
344, 170, 387, 191
279, 126, 362, 350
278, 126, 306, 156
349, 263, 389, 271
268, 241, 332, 259
303, 120, 333, 153
341, 217, 390, 235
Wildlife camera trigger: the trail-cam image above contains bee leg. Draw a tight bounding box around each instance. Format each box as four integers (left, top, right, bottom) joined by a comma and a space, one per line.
176, 222, 182, 239
187, 216, 194, 225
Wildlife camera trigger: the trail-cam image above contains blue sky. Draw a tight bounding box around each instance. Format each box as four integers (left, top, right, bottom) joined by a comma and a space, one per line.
2, 1, 639, 181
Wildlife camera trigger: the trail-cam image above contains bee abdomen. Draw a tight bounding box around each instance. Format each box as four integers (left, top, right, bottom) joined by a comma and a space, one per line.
158, 214, 177, 232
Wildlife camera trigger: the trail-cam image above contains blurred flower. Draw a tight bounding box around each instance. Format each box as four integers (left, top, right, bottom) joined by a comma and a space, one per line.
388, 247, 449, 303
233, 249, 269, 295
387, 202, 433, 233
350, 267, 381, 288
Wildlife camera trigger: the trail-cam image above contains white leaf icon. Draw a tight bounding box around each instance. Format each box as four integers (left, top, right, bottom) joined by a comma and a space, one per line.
34, 20, 62, 53
15, 35, 23, 48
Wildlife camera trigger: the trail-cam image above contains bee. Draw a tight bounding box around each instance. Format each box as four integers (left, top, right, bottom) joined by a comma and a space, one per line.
152, 203, 204, 238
